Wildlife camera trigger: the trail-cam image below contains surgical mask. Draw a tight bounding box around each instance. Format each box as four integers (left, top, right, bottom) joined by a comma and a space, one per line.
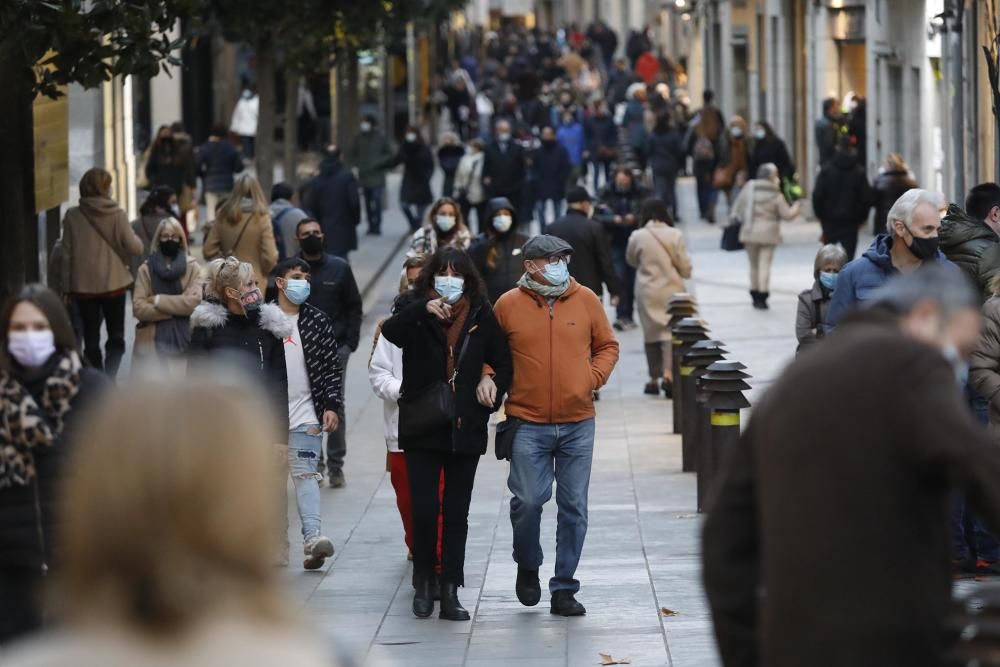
904, 227, 939, 260
7, 330, 56, 369
242, 90, 252, 100
436, 215, 457, 233
299, 234, 324, 255
493, 214, 513, 233
754, 128, 766, 140
542, 259, 570, 285
360, 122, 372, 133
240, 287, 263, 312
819, 271, 837, 291
169, 204, 181, 218
943, 343, 970, 386
283, 279, 311, 305
159, 239, 181, 258
730, 127, 743, 139
497, 132, 512, 142
434, 275, 465, 304
405, 132, 417, 143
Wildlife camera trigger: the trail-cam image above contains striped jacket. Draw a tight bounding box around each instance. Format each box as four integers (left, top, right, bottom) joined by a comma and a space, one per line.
298, 302, 345, 414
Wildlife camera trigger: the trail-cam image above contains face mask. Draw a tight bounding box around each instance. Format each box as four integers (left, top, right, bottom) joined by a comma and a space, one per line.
7, 330, 56, 369
160, 239, 181, 258
904, 226, 939, 260
436, 215, 457, 233
754, 128, 766, 140
405, 132, 417, 143
730, 127, 743, 139
819, 271, 838, 291
434, 275, 465, 304
299, 234, 324, 255
360, 122, 372, 133
169, 204, 181, 218
239, 287, 263, 312
497, 132, 512, 142
541, 259, 570, 285
282, 278, 311, 305
493, 214, 513, 233
242, 90, 252, 100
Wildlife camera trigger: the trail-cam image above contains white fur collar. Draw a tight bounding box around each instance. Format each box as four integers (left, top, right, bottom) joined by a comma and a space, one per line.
190, 301, 294, 339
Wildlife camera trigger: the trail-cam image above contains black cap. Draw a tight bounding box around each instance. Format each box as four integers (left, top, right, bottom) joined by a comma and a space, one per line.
522, 234, 574, 259
566, 186, 592, 204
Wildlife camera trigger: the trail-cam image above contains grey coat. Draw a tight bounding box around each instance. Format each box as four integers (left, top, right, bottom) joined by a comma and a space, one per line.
795, 281, 830, 352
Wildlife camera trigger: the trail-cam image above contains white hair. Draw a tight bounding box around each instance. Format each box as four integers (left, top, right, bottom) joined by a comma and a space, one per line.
885, 188, 945, 237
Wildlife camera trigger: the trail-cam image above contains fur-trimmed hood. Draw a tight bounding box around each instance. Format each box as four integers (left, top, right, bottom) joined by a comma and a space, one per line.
189, 301, 293, 339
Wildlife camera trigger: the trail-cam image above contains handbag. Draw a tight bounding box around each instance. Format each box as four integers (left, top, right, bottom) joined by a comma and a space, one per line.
397, 332, 473, 438
494, 416, 522, 461
721, 181, 752, 252
712, 165, 733, 190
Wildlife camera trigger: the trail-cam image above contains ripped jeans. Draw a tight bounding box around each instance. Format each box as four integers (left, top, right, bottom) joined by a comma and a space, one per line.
288, 425, 324, 541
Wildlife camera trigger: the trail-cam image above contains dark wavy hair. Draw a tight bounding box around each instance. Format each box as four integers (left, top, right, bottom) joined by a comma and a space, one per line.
413, 247, 486, 301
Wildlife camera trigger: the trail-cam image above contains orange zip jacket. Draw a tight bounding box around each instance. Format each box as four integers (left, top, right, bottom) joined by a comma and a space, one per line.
494, 279, 620, 424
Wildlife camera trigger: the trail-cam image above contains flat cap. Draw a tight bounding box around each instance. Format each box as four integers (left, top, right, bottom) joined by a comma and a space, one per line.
522, 234, 574, 259
566, 186, 592, 204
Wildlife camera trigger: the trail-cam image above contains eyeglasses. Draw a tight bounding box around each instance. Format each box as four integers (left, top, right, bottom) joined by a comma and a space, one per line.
541, 255, 571, 265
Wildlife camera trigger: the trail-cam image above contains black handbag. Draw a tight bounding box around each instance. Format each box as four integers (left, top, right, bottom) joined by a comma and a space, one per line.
397, 333, 472, 438
494, 416, 522, 461
721, 221, 744, 251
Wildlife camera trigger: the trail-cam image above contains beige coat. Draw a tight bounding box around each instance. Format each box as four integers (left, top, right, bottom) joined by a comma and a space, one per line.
61, 197, 144, 295
203, 213, 278, 287
735, 179, 797, 246
626, 222, 693, 342
970, 297, 1000, 435
132, 256, 202, 359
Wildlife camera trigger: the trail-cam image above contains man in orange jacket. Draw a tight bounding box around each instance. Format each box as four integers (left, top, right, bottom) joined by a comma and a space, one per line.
487, 234, 620, 616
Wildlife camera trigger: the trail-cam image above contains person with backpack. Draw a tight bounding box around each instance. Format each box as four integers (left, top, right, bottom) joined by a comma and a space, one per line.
687, 90, 725, 223
269, 182, 309, 260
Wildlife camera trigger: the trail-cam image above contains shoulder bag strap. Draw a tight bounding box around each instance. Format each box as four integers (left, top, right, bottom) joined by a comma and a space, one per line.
78, 208, 127, 264
448, 308, 479, 386
222, 215, 252, 257
648, 228, 681, 267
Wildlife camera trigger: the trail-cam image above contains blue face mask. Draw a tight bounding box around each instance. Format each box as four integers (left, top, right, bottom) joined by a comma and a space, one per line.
283, 278, 311, 305
434, 275, 465, 304
819, 271, 838, 291
542, 259, 570, 285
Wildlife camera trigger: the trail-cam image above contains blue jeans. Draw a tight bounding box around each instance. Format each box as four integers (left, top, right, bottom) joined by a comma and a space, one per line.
508, 418, 595, 594
289, 426, 324, 541
363, 186, 384, 233
401, 202, 427, 231
952, 388, 999, 562
610, 244, 635, 322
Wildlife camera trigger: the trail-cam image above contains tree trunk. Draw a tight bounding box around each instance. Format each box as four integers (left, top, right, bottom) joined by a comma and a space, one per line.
343, 48, 360, 148
283, 71, 298, 188
0, 54, 37, 304
255, 35, 277, 195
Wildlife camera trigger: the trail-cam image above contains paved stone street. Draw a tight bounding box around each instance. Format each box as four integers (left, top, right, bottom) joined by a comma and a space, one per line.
279, 179, 844, 667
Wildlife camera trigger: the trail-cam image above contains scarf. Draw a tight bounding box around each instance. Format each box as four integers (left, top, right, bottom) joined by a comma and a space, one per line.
430, 293, 471, 378
517, 273, 570, 298
0, 353, 82, 488
148, 251, 192, 354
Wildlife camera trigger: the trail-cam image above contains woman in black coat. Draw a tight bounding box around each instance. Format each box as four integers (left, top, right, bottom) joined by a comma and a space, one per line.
0, 285, 108, 643
468, 197, 531, 303
396, 127, 436, 231
871, 153, 918, 236
748, 121, 795, 183
648, 114, 686, 220
380, 247, 512, 622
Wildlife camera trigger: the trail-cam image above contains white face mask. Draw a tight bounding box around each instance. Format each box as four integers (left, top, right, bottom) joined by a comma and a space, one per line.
8, 330, 56, 368
730, 127, 743, 139
497, 132, 512, 142
405, 132, 417, 143
436, 215, 457, 232
754, 128, 766, 140
493, 214, 513, 233
360, 122, 372, 132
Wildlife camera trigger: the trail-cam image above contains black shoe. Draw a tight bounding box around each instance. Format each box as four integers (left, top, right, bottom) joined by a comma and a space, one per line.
412, 573, 434, 618
438, 581, 471, 621
515, 566, 541, 607
760, 292, 770, 310
644, 381, 659, 396
977, 560, 1000, 578
550, 590, 586, 616
661, 379, 673, 399
749, 289, 759, 306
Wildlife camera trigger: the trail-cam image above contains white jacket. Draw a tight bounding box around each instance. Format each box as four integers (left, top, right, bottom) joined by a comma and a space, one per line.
230, 95, 259, 137
368, 331, 403, 452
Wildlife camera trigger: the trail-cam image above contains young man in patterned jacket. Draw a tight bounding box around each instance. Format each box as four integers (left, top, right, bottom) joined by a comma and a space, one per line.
273, 257, 345, 569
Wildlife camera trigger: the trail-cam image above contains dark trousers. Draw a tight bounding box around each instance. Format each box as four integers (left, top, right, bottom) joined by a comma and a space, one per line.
591, 159, 614, 191
460, 200, 489, 235
693, 159, 718, 221
76, 293, 127, 378
326, 356, 347, 473
652, 171, 678, 221
822, 224, 860, 260
363, 186, 384, 233
952, 389, 1000, 563
406, 448, 480, 586
0, 567, 43, 644
610, 244, 635, 322
401, 202, 427, 232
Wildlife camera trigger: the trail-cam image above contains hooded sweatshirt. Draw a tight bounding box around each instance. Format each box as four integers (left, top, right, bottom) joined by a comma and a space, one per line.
469, 197, 530, 303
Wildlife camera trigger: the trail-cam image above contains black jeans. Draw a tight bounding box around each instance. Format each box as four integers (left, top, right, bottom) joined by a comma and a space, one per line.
76, 293, 127, 378
822, 224, 860, 260
0, 566, 43, 644
326, 355, 348, 473
406, 448, 480, 586
362, 186, 384, 233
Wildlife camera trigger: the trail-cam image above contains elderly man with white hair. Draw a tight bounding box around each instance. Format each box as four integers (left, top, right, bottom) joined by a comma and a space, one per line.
825, 188, 956, 331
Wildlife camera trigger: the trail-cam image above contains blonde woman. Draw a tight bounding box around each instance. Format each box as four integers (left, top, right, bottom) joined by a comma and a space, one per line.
407, 197, 472, 257
132, 218, 202, 368
204, 174, 279, 287
736, 163, 801, 309
2, 379, 337, 666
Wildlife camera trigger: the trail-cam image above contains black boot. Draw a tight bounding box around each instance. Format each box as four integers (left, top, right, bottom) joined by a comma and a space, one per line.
550, 590, 587, 616
516, 566, 541, 606
438, 581, 471, 621
750, 290, 760, 307
760, 292, 770, 310
412, 573, 434, 618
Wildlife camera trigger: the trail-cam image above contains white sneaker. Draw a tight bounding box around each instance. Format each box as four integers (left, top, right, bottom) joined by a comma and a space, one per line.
303, 536, 335, 570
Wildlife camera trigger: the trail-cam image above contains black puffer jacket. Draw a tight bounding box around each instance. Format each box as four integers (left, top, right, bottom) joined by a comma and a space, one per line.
872, 169, 918, 236
469, 197, 531, 303
0, 357, 107, 570
380, 294, 512, 455
939, 203, 1000, 302
812, 152, 873, 229
188, 301, 290, 431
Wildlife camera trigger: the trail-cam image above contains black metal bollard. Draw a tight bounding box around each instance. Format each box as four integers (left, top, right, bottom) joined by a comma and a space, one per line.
670, 318, 709, 437
681, 340, 727, 476
699, 361, 751, 508
682, 341, 728, 507
666, 293, 698, 409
